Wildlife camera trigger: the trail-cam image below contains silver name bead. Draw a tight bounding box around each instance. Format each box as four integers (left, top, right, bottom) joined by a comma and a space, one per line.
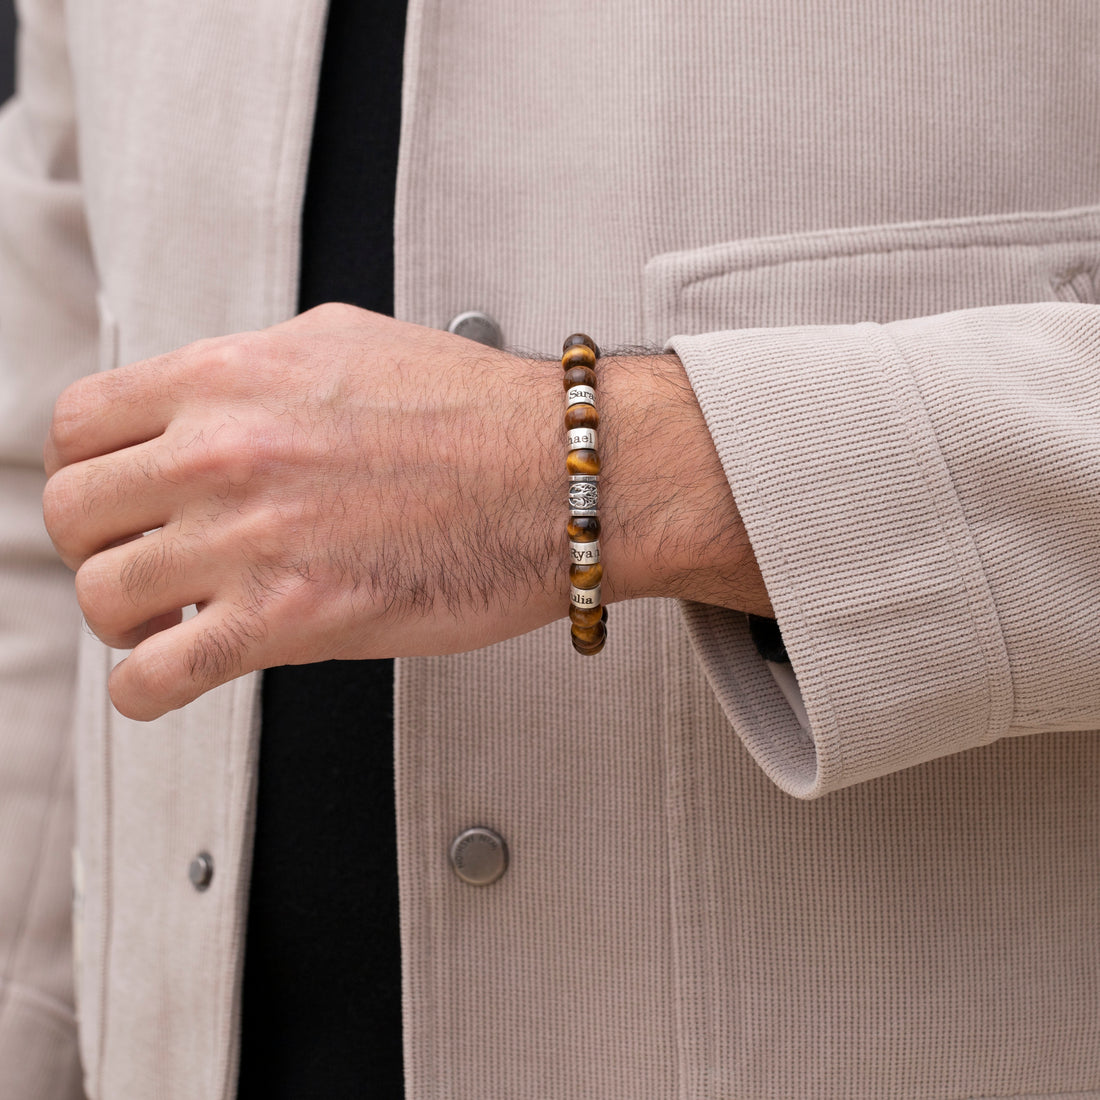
570, 540, 600, 564
565, 385, 596, 408
570, 583, 602, 609
567, 427, 597, 451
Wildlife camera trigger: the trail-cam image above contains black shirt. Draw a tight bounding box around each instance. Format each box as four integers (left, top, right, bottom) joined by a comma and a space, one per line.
236, 1, 407, 1095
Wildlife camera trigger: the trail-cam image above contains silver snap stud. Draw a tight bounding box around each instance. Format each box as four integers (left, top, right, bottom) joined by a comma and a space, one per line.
188, 852, 214, 892
447, 310, 504, 349
449, 826, 508, 887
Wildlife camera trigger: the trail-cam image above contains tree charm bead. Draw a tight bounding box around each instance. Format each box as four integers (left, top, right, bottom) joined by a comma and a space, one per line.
568, 479, 599, 512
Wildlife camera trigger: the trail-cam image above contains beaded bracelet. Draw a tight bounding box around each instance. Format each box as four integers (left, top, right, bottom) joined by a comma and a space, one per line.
563, 333, 607, 655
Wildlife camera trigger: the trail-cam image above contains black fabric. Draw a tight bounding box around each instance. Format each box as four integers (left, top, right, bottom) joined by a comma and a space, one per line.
748, 614, 789, 664
0, 0, 15, 105
237, 0, 407, 1096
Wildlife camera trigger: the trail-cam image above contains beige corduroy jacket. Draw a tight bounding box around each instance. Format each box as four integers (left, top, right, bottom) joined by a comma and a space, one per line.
3, 1, 1100, 1097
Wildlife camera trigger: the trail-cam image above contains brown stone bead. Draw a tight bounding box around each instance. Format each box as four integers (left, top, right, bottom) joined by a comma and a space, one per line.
562, 365, 597, 390
571, 619, 606, 644
566, 448, 600, 475
562, 333, 601, 360
561, 344, 597, 371
567, 515, 600, 541
564, 404, 599, 431
570, 561, 604, 589
569, 603, 603, 629
570, 620, 607, 655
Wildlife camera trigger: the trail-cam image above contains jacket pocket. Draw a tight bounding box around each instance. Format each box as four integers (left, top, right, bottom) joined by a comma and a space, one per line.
644, 204, 1100, 337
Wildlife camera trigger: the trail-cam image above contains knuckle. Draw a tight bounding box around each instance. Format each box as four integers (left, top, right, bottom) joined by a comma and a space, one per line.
42, 470, 84, 556
189, 338, 241, 383
49, 379, 96, 456
121, 647, 185, 715
308, 301, 361, 325
117, 538, 173, 604
182, 423, 257, 490
74, 557, 124, 634
187, 616, 253, 689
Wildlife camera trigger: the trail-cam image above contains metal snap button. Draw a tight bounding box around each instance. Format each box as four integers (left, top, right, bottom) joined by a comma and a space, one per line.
447, 310, 503, 349
449, 826, 508, 886
188, 852, 214, 892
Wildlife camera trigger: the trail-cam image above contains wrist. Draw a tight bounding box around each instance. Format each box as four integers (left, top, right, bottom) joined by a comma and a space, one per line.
597, 352, 772, 615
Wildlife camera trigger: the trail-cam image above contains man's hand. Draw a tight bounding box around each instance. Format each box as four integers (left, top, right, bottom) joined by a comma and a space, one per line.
43, 304, 769, 721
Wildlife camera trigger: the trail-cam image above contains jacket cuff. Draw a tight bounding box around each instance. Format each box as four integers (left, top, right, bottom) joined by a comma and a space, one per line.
669, 323, 1012, 798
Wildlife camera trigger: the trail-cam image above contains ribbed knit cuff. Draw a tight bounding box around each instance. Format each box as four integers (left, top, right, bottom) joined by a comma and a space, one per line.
670, 323, 1011, 797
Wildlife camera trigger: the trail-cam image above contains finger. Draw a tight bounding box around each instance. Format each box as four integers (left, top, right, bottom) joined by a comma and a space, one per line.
44, 438, 181, 568
75, 531, 218, 648
44, 334, 243, 474
45, 359, 179, 475
107, 602, 268, 721
91, 608, 186, 652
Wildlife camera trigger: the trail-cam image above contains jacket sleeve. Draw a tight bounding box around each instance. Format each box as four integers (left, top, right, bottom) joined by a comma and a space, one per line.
0, 0, 98, 1094
670, 303, 1100, 798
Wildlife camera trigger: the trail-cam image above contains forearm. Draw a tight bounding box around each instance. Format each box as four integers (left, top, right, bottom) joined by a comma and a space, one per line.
595, 351, 772, 615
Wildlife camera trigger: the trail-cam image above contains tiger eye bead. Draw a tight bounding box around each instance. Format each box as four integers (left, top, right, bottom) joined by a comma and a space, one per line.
562, 365, 597, 390
570, 561, 604, 589
562, 333, 601, 359
567, 515, 600, 541
570, 620, 607, 655
564, 404, 599, 431
566, 448, 600, 476
561, 344, 597, 371
571, 619, 607, 644
570, 602, 604, 629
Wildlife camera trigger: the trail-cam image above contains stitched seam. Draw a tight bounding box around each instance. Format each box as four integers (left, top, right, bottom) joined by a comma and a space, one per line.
871, 325, 1011, 746
713, 419, 846, 789
681, 233, 1100, 291
1013, 707, 1098, 724
657, 605, 687, 1100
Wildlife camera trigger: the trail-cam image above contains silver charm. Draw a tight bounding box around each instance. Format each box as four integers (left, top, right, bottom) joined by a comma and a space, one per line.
568, 480, 599, 511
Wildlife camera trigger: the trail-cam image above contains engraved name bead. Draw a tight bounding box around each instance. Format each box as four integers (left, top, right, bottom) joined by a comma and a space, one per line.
568, 427, 597, 451
566, 384, 596, 407
569, 540, 601, 564
570, 583, 602, 608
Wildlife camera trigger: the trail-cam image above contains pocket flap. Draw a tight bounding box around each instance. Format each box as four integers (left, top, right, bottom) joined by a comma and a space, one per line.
645, 205, 1100, 338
